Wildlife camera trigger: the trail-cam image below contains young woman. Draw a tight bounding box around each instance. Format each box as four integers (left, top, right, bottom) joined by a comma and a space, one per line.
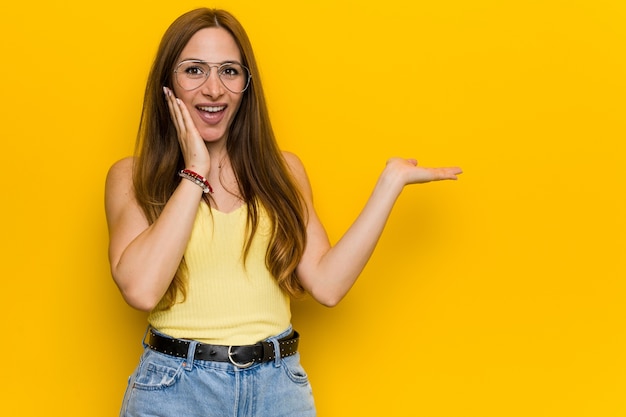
105, 8, 462, 416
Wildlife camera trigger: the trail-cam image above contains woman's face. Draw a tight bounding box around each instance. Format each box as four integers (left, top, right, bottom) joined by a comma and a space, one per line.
172, 27, 246, 144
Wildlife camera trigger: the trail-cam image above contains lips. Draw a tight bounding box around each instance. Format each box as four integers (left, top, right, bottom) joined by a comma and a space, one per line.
195, 104, 227, 125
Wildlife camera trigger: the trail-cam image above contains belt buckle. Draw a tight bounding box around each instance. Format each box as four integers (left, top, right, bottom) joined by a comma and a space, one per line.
227, 346, 255, 369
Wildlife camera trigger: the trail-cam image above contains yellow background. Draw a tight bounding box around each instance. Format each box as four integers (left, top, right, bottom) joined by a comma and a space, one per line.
1, 0, 624, 415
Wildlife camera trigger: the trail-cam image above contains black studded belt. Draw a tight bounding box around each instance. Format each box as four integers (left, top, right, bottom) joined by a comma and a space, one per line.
146, 328, 299, 368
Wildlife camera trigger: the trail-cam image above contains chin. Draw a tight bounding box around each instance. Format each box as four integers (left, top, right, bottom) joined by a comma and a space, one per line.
200, 131, 228, 143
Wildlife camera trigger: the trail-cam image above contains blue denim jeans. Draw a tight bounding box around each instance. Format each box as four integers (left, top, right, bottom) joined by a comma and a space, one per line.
119, 326, 316, 417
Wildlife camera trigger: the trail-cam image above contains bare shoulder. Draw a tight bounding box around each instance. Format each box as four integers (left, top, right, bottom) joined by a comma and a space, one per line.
282, 151, 314, 199
106, 157, 134, 191
281, 151, 308, 179
282, 150, 303, 168
107, 156, 134, 181
105, 157, 136, 213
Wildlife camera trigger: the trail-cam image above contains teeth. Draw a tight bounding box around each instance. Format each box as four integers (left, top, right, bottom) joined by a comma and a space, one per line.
198, 105, 225, 113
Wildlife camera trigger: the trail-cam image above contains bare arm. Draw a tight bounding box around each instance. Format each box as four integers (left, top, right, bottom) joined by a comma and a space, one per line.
287, 154, 462, 307
105, 88, 211, 311
105, 157, 205, 311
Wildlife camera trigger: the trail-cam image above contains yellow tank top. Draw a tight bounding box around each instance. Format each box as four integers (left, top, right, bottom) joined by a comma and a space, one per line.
148, 202, 291, 345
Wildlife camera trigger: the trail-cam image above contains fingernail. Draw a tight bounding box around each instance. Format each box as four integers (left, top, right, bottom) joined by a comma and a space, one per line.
176, 98, 182, 105
163, 86, 168, 95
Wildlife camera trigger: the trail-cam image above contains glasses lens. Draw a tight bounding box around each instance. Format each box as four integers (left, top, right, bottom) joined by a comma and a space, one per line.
175, 61, 251, 93
217, 63, 250, 93
175, 61, 208, 91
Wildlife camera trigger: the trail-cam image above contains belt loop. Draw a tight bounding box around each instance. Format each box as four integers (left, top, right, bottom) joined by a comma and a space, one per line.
141, 325, 151, 349
270, 325, 293, 367
185, 340, 198, 371
270, 337, 281, 367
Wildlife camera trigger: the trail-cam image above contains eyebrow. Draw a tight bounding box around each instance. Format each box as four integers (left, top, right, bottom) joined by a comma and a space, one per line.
180, 58, 243, 65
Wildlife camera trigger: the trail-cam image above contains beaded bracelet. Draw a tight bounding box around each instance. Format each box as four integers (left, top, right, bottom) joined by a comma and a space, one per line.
178, 169, 214, 194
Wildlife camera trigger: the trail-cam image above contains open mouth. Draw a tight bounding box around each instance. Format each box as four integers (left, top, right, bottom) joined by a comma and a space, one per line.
197, 105, 226, 113
195, 104, 227, 125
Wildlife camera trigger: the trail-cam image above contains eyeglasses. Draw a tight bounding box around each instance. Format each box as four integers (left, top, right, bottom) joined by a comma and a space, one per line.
174, 60, 251, 93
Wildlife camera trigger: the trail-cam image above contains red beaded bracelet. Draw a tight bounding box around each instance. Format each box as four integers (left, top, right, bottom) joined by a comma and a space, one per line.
178, 169, 214, 194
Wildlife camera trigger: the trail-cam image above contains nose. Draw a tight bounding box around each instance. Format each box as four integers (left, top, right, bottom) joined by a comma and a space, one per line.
201, 69, 224, 98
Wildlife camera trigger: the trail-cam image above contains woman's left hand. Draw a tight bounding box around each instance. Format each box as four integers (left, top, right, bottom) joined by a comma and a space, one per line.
292, 155, 462, 307
384, 157, 463, 186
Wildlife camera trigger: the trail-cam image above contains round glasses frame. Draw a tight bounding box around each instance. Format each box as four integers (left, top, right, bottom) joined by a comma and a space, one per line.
174, 60, 252, 94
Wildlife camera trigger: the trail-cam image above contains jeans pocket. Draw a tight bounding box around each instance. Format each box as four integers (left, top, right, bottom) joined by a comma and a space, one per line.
281, 353, 310, 386
133, 352, 184, 391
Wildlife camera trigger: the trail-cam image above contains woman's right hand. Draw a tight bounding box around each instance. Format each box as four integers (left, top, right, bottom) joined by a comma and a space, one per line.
163, 86, 211, 177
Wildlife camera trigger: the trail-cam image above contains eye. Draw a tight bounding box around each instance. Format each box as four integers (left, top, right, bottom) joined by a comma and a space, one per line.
219, 64, 242, 79
180, 62, 208, 78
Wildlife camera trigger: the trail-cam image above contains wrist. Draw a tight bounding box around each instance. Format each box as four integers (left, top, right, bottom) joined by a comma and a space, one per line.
185, 164, 210, 179
178, 169, 214, 194
378, 164, 406, 195
371, 168, 404, 204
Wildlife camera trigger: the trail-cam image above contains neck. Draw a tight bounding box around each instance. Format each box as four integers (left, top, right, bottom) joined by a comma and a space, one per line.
205, 142, 228, 169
